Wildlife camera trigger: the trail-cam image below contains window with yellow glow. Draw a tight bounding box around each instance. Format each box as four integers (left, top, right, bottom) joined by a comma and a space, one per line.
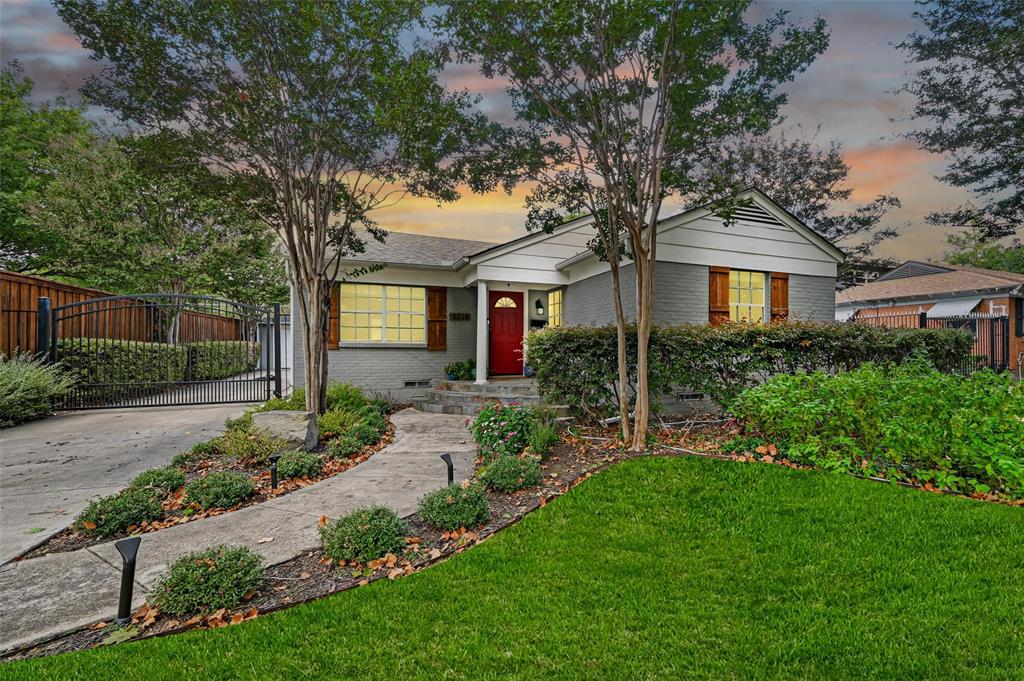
547, 289, 563, 327
728, 270, 766, 323
340, 284, 425, 343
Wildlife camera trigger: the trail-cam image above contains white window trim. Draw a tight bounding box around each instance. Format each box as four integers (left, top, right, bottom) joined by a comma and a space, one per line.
339, 283, 428, 347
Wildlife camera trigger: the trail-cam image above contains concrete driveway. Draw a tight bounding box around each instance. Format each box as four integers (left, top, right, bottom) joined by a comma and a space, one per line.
0, 404, 249, 564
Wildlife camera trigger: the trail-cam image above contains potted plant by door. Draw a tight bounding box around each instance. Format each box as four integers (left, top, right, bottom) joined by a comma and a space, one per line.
444, 362, 461, 381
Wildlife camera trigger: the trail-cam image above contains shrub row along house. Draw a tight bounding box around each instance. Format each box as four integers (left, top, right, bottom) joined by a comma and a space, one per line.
291, 189, 844, 400
836, 261, 1024, 375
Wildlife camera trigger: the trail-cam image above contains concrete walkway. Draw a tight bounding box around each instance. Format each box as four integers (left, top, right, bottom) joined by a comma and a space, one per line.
0, 409, 475, 653
0, 404, 250, 564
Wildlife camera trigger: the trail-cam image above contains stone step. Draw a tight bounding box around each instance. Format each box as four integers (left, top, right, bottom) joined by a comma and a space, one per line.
432, 379, 539, 396
413, 395, 568, 417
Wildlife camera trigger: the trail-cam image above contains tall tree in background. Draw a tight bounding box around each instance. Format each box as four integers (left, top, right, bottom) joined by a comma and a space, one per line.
697, 131, 901, 260
442, 0, 827, 448
897, 0, 1023, 241
58, 0, 503, 413
30, 132, 286, 306
0, 64, 94, 272
945, 223, 1024, 274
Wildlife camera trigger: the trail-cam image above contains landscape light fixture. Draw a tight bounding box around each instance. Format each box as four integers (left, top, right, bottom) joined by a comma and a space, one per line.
440, 453, 454, 485
269, 453, 282, 490
114, 536, 141, 625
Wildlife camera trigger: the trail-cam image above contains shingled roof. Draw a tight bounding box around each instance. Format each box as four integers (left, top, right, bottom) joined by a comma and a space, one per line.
837, 262, 1024, 305
344, 230, 498, 268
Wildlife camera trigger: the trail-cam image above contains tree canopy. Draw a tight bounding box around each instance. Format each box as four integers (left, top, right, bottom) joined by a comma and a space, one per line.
897, 0, 1024, 240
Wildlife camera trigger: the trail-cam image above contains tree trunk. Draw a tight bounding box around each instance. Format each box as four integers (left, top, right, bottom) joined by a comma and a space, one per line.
608, 261, 631, 443
631, 253, 652, 451
293, 270, 327, 414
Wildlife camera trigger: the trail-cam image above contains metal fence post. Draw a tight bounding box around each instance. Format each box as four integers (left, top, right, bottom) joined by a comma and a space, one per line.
918, 311, 927, 329
36, 297, 51, 359
273, 302, 282, 398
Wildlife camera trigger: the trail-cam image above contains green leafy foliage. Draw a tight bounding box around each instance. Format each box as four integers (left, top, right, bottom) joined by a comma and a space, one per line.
0, 353, 74, 426
418, 484, 489, 531
152, 545, 264, 617
471, 403, 534, 459
212, 426, 284, 467
527, 423, 559, 458
482, 455, 542, 493
444, 359, 475, 380
525, 322, 978, 418
128, 467, 185, 497
185, 472, 255, 510
734, 362, 1024, 496
276, 451, 322, 480
319, 506, 407, 563
75, 488, 163, 537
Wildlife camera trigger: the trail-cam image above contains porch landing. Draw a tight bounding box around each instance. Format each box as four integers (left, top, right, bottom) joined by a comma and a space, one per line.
412, 378, 567, 416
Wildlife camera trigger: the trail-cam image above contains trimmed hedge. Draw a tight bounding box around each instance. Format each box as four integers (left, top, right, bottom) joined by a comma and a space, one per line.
524, 322, 978, 417
55, 338, 259, 386
153, 545, 264, 617
0, 353, 74, 426
319, 506, 407, 563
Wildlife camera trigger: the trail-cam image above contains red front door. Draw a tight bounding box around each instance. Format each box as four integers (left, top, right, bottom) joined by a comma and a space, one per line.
488, 291, 523, 375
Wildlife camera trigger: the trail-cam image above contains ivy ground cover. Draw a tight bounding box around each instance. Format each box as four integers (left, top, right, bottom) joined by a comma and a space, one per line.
10, 456, 1022, 680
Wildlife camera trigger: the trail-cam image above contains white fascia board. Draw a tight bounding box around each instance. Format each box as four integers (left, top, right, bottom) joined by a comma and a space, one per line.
465, 264, 569, 288
467, 215, 595, 266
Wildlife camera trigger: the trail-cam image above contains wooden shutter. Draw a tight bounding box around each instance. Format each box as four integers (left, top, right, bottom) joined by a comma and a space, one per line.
328, 283, 340, 349
770, 272, 789, 323
709, 266, 730, 326
427, 287, 447, 350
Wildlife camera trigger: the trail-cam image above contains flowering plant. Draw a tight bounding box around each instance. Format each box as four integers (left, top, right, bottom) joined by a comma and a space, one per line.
470, 402, 533, 459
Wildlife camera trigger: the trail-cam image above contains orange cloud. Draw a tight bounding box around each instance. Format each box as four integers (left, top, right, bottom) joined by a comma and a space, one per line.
843, 141, 935, 200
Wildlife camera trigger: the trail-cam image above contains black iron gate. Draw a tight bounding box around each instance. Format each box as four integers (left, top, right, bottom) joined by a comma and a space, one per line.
41, 294, 282, 409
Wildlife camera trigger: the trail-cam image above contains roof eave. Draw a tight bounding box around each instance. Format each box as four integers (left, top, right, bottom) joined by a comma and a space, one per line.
837, 284, 1020, 307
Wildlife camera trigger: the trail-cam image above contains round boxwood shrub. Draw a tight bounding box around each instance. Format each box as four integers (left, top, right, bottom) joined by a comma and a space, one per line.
327, 433, 362, 459
128, 467, 186, 497
277, 450, 322, 479
75, 488, 163, 537
319, 505, 407, 563
185, 471, 255, 510
482, 455, 542, 493
152, 544, 264, 617
418, 484, 489, 531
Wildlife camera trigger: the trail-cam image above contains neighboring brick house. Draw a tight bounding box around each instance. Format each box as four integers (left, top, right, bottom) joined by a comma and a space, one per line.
835, 261, 1024, 376
292, 189, 845, 399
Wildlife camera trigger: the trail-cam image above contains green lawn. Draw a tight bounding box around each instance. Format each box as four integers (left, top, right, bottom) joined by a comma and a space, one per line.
8, 457, 1024, 680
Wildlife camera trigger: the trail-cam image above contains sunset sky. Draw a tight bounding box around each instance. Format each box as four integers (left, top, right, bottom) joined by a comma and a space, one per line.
1, 0, 983, 261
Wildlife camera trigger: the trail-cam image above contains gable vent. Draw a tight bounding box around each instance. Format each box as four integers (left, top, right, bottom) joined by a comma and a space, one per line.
729, 204, 785, 228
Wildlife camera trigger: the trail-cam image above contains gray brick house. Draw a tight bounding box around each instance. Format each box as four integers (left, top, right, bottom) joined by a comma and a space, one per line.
292, 189, 844, 399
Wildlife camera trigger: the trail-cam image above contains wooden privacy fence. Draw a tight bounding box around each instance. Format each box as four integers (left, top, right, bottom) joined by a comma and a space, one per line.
1, 270, 245, 357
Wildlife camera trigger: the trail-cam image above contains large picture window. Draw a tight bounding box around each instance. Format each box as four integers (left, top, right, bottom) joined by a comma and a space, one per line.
728, 270, 766, 323
547, 289, 563, 327
340, 284, 425, 343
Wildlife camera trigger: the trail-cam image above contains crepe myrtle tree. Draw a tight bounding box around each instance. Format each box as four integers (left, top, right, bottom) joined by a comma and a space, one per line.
441, 0, 828, 449
57, 0, 510, 414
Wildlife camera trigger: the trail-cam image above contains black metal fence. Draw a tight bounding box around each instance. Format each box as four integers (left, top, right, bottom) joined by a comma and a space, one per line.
34, 294, 285, 410
851, 311, 1010, 373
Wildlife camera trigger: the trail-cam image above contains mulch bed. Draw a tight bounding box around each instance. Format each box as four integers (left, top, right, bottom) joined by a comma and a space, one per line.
5, 429, 633, 662
16, 423, 395, 560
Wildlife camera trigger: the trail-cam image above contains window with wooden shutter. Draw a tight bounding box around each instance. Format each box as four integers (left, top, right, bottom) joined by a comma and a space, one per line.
427, 287, 447, 350
709, 266, 730, 326
328, 283, 340, 349
770, 272, 789, 323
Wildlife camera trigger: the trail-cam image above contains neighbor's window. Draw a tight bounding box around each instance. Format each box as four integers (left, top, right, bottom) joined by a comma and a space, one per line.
340, 284, 425, 343
547, 289, 563, 327
729, 270, 766, 322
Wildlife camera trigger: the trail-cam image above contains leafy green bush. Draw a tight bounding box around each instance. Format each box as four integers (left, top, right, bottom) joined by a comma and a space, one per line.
734, 361, 1024, 496
75, 488, 163, 537
187, 341, 260, 380
0, 353, 75, 426
471, 402, 533, 459
214, 426, 284, 466
319, 506, 407, 563
418, 484, 490, 531
326, 382, 368, 411
444, 359, 475, 380
276, 450, 322, 479
152, 545, 264, 617
327, 433, 363, 459
185, 471, 255, 509
527, 423, 559, 458
525, 322, 979, 417
254, 388, 306, 412
318, 408, 362, 439
482, 455, 542, 493
128, 467, 185, 496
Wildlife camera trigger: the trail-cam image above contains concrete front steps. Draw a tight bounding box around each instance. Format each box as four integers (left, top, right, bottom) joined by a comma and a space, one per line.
412, 378, 567, 416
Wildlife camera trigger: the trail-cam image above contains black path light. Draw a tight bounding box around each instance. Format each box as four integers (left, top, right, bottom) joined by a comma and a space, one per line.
440, 453, 454, 485
269, 453, 282, 490
114, 536, 141, 625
